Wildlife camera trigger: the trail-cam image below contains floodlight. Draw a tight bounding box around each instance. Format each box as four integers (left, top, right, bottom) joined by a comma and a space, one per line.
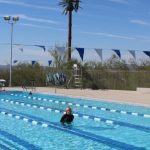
12, 16, 19, 22
3, 15, 20, 86
4, 16, 11, 21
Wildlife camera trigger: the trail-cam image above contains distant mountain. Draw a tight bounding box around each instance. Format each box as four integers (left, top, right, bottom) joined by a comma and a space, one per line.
0, 65, 9, 70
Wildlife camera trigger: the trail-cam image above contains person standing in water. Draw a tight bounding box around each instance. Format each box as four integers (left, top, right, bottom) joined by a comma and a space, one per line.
60, 107, 74, 124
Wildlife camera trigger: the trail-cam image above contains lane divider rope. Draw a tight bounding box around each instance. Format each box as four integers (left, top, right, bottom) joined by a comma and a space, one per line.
0, 107, 146, 150
10, 93, 150, 118
1, 98, 150, 133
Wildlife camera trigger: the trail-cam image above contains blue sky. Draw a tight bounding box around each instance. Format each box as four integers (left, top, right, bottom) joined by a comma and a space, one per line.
0, 0, 150, 65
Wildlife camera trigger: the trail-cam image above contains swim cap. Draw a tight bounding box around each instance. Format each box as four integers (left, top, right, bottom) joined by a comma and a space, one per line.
65, 107, 72, 112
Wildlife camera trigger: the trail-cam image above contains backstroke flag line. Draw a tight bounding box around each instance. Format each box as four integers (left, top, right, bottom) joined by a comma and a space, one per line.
48, 60, 52, 66
14, 44, 24, 52
76, 48, 84, 61
112, 49, 121, 58
35, 45, 46, 52
55, 46, 66, 55
95, 49, 103, 61
143, 51, 150, 57
19, 47, 24, 52
14, 60, 18, 64
128, 50, 136, 59
32, 60, 36, 66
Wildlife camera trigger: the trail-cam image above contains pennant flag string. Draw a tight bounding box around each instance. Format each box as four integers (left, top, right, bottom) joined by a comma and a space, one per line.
31, 60, 36, 66
143, 51, 150, 57
1, 42, 150, 61
75, 48, 84, 61
48, 60, 52, 66
112, 49, 121, 58
55, 46, 66, 54
12, 43, 51, 48
128, 50, 136, 59
95, 49, 103, 61
14, 44, 24, 52
13, 60, 53, 67
34, 45, 46, 52
19, 47, 24, 52
14, 60, 18, 64
0, 42, 149, 53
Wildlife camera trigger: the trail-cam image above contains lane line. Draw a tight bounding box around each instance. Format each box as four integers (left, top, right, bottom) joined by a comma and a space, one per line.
0, 99, 150, 133
0, 107, 145, 150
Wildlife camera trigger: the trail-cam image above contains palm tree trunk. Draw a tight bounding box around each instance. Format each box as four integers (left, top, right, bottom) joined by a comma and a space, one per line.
68, 10, 72, 62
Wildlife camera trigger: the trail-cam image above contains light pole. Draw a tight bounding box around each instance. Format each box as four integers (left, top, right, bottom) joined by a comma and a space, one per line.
4, 16, 19, 87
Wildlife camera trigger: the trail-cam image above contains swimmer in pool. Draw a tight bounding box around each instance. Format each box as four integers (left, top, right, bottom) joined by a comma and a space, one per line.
60, 107, 74, 124
29, 91, 32, 95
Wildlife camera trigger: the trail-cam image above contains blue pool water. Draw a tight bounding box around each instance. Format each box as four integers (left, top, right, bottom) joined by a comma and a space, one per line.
0, 91, 150, 150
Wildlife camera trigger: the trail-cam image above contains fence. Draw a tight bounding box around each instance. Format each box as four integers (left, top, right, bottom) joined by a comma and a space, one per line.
83, 70, 150, 90
0, 68, 150, 90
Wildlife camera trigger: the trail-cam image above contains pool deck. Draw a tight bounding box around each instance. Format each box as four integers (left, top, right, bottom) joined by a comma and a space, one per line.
5, 87, 150, 107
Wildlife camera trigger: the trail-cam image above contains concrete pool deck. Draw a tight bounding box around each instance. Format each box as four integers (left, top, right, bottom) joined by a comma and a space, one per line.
5, 87, 150, 107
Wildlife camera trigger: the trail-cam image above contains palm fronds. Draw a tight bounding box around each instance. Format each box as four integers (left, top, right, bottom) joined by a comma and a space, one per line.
59, 0, 81, 14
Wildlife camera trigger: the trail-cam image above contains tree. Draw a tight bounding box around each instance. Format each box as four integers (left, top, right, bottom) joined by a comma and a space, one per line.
104, 54, 129, 70
49, 46, 68, 68
59, 0, 81, 62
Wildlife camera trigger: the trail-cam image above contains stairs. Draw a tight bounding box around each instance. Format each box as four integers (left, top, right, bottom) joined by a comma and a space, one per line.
73, 68, 82, 88
67, 64, 82, 89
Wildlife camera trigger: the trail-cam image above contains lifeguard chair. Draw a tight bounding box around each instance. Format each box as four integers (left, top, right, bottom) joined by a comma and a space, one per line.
67, 64, 82, 89
0, 79, 6, 91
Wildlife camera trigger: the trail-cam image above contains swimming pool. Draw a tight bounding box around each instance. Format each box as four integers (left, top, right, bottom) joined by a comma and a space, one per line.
0, 91, 149, 150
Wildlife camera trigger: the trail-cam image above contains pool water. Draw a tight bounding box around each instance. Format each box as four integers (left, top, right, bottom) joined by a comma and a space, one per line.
0, 91, 149, 150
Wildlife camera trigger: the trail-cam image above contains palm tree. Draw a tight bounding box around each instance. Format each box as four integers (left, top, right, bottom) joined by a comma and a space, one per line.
59, 0, 81, 62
